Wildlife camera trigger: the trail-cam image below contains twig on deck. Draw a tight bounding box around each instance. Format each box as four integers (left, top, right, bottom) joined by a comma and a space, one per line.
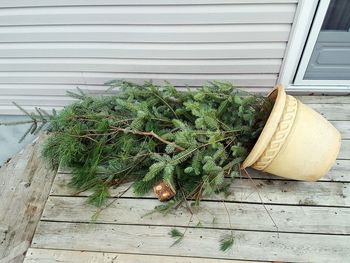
242, 168, 279, 237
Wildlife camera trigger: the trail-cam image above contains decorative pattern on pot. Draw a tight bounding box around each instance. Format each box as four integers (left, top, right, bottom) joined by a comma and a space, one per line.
253, 95, 298, 171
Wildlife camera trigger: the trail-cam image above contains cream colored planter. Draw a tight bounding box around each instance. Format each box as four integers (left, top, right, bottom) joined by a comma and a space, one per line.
242, 85, 341, 181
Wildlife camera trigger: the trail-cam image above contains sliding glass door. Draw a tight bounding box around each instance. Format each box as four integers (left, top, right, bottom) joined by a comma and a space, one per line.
295, 0, 350, 86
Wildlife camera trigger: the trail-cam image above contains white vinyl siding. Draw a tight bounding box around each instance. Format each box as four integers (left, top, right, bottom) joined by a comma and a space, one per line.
0, 0, 298, 114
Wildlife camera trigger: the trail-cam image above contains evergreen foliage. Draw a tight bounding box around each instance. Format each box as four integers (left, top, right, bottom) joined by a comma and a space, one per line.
0, 103, 54, 143
7, 81, 273, 207
220, 234, 235, 252
169, 228, 185, 247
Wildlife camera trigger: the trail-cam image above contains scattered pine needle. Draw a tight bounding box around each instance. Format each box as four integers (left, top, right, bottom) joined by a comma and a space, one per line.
169, 228, 184, 247
220, 234, 234, 252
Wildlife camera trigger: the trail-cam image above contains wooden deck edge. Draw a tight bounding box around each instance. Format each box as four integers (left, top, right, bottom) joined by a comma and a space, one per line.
0, 135, 57, 263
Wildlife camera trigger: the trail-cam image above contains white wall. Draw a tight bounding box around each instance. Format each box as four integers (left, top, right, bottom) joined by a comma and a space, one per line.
0, 0, 298, 114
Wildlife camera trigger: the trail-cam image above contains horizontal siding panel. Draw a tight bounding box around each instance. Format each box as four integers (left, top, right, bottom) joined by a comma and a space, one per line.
0, 1, 298, 114
0, 72, 278, 86
0, 84, 271, 96
0, 42, 287, 59
0, 58, 281, 73
0, 0, 299, 8
0, 105, 63, 115
0, 96, 76, 106
0, 24, 291, 43
0, 84, 113, 96
0, 5, 296, 25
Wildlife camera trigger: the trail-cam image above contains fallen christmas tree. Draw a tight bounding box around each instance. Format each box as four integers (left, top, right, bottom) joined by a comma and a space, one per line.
3, 80, 341, 251
7, 81, 273, 205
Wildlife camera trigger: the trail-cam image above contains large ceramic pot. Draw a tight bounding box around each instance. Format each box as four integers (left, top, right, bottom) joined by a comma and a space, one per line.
242, 85, 341, 181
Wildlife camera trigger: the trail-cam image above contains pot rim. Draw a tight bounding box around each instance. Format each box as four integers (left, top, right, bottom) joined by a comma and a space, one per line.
241, 84, 287, 169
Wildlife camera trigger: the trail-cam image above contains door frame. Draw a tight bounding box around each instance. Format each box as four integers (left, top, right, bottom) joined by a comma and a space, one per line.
279, 0, 350, 92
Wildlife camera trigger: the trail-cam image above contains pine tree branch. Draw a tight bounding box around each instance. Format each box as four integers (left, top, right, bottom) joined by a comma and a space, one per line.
12, 102, 35, 120
111, 127, 185, 151
0, 120, 34, 126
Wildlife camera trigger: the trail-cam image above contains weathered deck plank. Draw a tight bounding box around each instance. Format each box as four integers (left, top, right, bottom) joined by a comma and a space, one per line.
332, 121, 350, 139
243, 159, 350, 182
307, 104, 350, 120
24, 248, 260, 263
298, 96, 350, 104
339, 139, 349, 159
0, 135, 56, 263
42, 196, 350, 234
51, 174, 350, 207
248, 160, 350, 182
31, 222, 350, 262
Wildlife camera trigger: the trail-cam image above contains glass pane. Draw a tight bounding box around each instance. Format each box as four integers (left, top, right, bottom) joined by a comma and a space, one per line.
322, 0, 350, 31
304, 0, 350, 80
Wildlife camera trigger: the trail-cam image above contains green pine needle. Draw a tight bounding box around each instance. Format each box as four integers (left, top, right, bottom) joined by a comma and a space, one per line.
169, 228, 184, 247
169, 228, 183, 238
88, 184, 110, 207
219, 234, 235, 252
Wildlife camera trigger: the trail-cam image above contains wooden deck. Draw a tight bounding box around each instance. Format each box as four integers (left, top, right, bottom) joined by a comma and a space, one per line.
0, 136, 56, 263
1, 96, 349, 263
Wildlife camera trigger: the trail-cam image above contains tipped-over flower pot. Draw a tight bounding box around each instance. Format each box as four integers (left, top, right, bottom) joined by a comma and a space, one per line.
242, 85, 341, 181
